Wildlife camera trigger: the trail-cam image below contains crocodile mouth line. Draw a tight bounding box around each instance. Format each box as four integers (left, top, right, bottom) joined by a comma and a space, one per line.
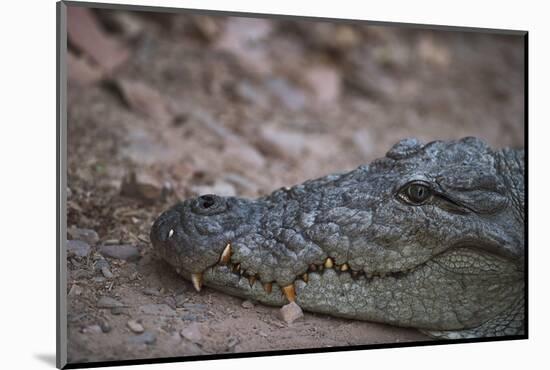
176, 242, 419, 303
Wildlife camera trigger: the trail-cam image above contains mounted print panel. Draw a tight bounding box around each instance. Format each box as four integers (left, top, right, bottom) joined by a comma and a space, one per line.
57, 1, 527, 368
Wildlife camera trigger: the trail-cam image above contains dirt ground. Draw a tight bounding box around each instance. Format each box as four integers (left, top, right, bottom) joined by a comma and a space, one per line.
64, 7, 525, 364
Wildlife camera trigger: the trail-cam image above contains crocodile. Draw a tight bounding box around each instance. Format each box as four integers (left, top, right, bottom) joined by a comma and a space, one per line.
150, 137, 525, 339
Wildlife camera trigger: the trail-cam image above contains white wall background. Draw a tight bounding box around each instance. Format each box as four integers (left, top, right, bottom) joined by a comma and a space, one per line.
0, 0, 546, 369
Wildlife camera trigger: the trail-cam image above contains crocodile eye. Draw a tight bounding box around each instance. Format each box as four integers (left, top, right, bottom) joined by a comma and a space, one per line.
398, 181, 432, 205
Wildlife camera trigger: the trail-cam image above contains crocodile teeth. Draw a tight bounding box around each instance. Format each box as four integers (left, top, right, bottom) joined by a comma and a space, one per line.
263, 282, 272, 294
301, 273, 308, 283
324, 258, 334, 269
340, 263, 349, 272
219, 243, 231, 265
232, 263, 241, 274
248, 275, 256, 287
282, 284, 296, 302
168, 229, 174, 238
191, 273, 203, 292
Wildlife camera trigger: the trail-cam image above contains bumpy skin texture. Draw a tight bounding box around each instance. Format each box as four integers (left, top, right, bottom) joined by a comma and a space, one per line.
151, 137, 525, 339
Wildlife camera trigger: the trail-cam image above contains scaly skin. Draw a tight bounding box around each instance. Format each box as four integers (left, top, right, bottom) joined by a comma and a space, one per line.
150, 137, 525, 339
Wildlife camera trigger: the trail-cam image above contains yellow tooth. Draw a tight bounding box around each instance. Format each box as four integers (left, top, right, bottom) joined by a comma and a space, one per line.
232, 263, 241, 274
219, 243, 232, 265
324, 258, 334, 269
191, 273, 203, 292
301, 273, 308, 283
282, 284, 296, 302
248, 275, 257, 287
340, 263, 349, 272
263, 282, 272, 294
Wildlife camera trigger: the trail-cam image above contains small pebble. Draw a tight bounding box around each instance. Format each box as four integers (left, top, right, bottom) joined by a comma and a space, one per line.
67, 240, 91, 257
101, 266, 114, 279
100, 320, 112, 333
97, 296, 124, 308
82, 325, 102, 334
139, 303, 176, 316
127, 331, 156, 345
68, 227, 100, 245
279, 301, 304, 324
110, 307, 129, 316
99, 244, 140, 261
180, 323, 202, 343
127, 319, 144, 333
163, 296, 177, 310
68, 284, 83, 297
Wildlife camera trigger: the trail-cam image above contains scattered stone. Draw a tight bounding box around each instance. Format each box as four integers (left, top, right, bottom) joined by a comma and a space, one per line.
127, 331, 156, 345
67, 227, 100, 245
82, 325, 103, 334
92, 276, 106, 283
113, 79, 172, 124
174, 293, 186, 307
304, 65, 342, 104
67, 240, 91, 258
99, 320, 112, 333
139, 304, 176, 316
279, 301, 304, 324
180, 323, 202, 343
127, 319, 145, 333
110, 307, 129, 316
266, 78, 307, 111
99, 244, 140, 261
352, 129, 376, 159
257, 125, 307, 159
258, 331, 268, 338
120, 171, 164, 203
97, 296, 124, 309
142, 287, 163, 297
241, 300, 254, 309
222, 143, 266, 170
101, 266, 114, 279
163, 296, 177, 310
68, 284, 83, 297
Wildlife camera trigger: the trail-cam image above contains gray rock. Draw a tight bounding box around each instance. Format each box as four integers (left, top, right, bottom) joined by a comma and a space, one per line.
279, 301, 304, 324
110, 307, 129, 316
127, 331, 156, 345
139, 304, 176, 316
67, 240, 91, 257
68, 227, 100, 245
99, 320, 112, 333
257, 126, 307, 159
101, 266, 114, 279
97, 296, 124, 309
68, 284, 83, 297
82, 325, 103, 334
99, 244, 140, 261
127, 319, 144, 333
180, 323, 202, 343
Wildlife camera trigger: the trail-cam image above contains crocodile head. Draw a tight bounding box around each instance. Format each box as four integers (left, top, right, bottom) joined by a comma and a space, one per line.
151, 137, 525, 339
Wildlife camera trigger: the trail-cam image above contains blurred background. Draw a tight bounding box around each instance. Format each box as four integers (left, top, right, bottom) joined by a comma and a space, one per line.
66, 6, 525, 362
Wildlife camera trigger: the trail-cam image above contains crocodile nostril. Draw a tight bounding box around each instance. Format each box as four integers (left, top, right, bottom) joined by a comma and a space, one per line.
199, 195, 216, 209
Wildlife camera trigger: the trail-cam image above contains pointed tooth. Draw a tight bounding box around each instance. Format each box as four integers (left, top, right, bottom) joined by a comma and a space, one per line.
301, 273, 308, 283
340, 263, 349, 272
263, 282, 272, 294
219, 243, 232, 265
324, 258, 334, 269
248, 275, 257, 287
282, 284, 296, 302
191, 273, 203, 292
